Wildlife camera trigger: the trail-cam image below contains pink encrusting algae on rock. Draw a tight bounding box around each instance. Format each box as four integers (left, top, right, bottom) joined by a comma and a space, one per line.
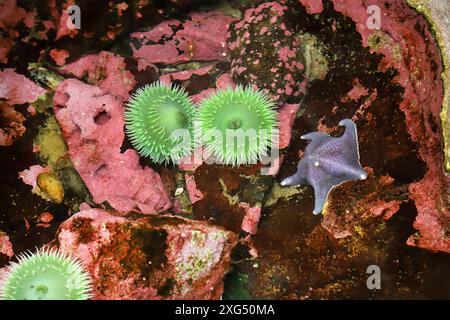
18, 164, 49, 189
0, 0, 36, 30
0, 37, 14, 64
0, 69, 46, 105
54, 208, 238, 300
238, 202, 262, 235
49, 48, 70, 66
0, 233, 14, 258
278, 103, 300, 149
185, 173, 204, 205
0, 69, 45, 146
322, 168, 406, 239
0, 102, 26, 146
298, 0, 323, 14
61, 51, 136, 100
53, 79, 171, 215
329, 0, 450, 253
159, 65, 214, 84
55, 0, 78, 40
342, 80, 369, 102
131, 11, 236, 68
228, 1, 307, 104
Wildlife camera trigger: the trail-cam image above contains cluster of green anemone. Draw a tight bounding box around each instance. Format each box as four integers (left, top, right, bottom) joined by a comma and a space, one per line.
124, 81, 278, 166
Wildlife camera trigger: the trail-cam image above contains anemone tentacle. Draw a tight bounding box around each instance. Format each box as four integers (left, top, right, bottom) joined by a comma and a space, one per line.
125, 81, 196, 163
0, 248, 92, 300
198, 86, 278, 166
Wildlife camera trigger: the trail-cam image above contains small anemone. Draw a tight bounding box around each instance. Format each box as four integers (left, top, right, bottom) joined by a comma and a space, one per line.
125, 81, 196, 163
0, 249, 92, 300
198, 86, 278, 166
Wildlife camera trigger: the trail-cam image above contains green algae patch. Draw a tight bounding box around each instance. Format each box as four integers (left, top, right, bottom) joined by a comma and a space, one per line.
35, 116, 68, 170
264, 182, 306, 207
297, 32, 329, 81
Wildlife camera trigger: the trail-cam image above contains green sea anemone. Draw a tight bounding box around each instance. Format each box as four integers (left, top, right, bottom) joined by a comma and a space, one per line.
125, 81, 196, 163
198, 86, 278, 166
0, 249, 92, 300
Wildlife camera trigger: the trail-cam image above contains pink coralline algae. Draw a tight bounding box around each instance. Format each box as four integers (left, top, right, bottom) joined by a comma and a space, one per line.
341, 80, 369, 102
0, 102, 26, 146
54, 208, 238, 300
160, 65, 214, 84
0, 69, 45, 146
18, 164, 48, 189
131, 11, 236, 68
329, 0, 449, 253
228, 1, 307, 103
185, 173, 204, 205
0, 69, 46, 105
278, 103, 300, 149
0, 37, 14, 64
53, 79, 171, 215
298, 0, 323, 14
0, 0, 57, 62
322, 168, 406, 238
0, 233, 14, 258
61, 51, 136, 100
49, 48, 70, 66
55, 0, 78, 40
0, 0, 29, 30
238, 202, 262, 235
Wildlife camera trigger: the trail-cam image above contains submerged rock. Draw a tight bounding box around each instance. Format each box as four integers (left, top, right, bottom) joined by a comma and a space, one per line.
130, 11, 236, 69
0, 232, 14, 258
0, 102, 26, 147
330, 0, 450, 253
0, 68, 46, 105
60, 51, 136, 100
0, 69, 46, 148
53, 208, 238, 300
322, 168, 407, 238
53, 79, 171, 215
228, 1, 308, 103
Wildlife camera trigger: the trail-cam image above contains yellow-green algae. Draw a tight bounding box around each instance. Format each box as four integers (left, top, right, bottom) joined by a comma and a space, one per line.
219, 178, 240, 206
35, 116, 68, 170
264, 182, 306, 207
297, 32, 329, 81
407, 0, 450, 172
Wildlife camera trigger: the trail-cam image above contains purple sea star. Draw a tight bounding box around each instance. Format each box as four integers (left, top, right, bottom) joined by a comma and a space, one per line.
280, 119, 368, 215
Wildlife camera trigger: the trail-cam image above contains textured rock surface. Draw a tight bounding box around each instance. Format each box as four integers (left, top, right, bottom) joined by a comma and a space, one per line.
0, 69, 46, 105
228, 1, 307, 103
322, 168, 406, 238
330, 0, 449, 253
0, 233, 14, 258
131, 11, 236, 69
53, 79, 171, 215
0, 102, 26, 146
61, 51, 136, 100
407, 0, 450, 172
0, 69, 45, 147
53, 208, 238, 300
